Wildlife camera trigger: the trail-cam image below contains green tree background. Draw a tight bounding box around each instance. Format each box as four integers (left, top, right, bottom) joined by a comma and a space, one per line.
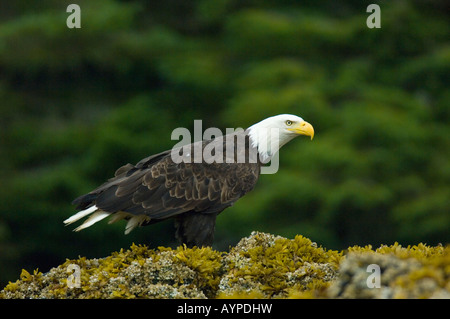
0, 0, 448, 287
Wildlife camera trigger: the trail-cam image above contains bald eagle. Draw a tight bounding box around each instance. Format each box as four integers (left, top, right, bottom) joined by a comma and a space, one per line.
64, 114, 314, 247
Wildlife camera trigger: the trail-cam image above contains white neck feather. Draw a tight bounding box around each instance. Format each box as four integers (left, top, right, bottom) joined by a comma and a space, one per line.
247, 123, 296, 162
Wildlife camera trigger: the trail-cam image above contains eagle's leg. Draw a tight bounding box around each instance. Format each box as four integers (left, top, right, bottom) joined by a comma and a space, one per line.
174, 212, 218, 248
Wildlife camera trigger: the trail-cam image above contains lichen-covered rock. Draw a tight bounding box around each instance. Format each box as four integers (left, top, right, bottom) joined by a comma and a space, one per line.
0, 244, 214, 299
327, 243, 450, 299
327, 253, 422, 298
217, 232, 342, 298
1, 232, 448, 299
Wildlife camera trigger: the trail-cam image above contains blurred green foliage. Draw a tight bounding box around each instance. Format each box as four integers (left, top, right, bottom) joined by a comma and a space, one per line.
0, 0, 449, 287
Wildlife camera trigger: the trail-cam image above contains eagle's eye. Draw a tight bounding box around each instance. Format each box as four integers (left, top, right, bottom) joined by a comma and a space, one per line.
285, 120, 293, 126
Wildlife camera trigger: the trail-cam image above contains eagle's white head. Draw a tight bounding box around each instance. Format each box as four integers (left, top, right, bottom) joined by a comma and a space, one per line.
247, 114, 314, 161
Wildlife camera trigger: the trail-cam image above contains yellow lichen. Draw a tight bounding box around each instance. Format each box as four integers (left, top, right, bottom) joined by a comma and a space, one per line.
175, 245, 223, 297
217, 232, 342, 298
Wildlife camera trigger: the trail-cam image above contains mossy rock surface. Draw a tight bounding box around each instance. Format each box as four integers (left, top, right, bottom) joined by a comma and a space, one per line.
1, 232, 449, 299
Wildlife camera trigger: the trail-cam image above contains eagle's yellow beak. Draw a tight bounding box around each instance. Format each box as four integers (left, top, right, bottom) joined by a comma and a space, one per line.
288, 121, 314, 140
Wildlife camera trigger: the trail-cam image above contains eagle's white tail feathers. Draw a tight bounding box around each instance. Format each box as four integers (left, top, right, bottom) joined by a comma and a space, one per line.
64, 206, 150, 234
125, 215, 151, 235
73, 211, 110, 232
63, 205, 98, 225
108, 212, 129, 224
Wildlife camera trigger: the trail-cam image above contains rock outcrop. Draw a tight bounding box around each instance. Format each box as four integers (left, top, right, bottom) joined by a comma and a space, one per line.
1, 232, 448, 299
